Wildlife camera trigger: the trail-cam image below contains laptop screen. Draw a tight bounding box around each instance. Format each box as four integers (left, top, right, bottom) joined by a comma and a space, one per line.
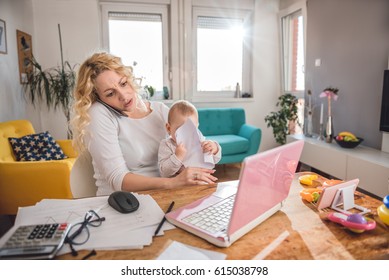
228, 140, 304, 235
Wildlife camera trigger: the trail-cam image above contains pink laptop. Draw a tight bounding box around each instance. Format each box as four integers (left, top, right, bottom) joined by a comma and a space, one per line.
166, 140, 304, 247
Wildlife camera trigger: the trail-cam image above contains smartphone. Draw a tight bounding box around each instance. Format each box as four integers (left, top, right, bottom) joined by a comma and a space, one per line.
96, 99, 127, 117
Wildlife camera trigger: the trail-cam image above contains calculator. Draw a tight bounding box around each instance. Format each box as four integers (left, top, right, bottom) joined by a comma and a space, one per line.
0, 223, 71, 260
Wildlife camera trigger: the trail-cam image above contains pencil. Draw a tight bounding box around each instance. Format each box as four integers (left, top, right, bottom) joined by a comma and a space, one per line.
154, 201, 175, 236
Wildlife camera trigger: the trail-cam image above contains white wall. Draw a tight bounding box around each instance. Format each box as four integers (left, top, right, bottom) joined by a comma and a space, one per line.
31, 0, 101, 139
0, 0, 280, 150
0, 0, 34, 124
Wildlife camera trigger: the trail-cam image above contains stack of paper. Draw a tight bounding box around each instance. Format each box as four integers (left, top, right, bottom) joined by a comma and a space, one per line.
0, 193, 174, 255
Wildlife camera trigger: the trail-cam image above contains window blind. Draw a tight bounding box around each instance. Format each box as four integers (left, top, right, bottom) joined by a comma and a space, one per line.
197, 16, 243, 30
109, 12, 162, 23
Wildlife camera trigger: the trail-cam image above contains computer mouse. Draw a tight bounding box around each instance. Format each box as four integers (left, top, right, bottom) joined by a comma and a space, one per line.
108, 191, 140, 213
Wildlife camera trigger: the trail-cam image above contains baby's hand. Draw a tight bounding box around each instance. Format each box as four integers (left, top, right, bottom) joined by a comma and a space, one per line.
201, 140, 218, 155
175, 143, 187, 161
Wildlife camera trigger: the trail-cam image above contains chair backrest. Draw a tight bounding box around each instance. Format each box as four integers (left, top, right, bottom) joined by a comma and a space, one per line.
198, 108, 246, 136
70, 150, 97, 198
0, 120, 35, 162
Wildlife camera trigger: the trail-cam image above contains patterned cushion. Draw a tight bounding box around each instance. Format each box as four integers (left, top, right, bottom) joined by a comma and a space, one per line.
8, 131, 67, 161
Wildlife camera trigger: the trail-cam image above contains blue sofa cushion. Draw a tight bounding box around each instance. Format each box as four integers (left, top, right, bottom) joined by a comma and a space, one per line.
198, 108, 245, 136
205, 134, 249, 156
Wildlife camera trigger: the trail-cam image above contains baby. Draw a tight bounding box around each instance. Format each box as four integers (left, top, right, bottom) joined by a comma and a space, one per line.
158, 100, 221, 178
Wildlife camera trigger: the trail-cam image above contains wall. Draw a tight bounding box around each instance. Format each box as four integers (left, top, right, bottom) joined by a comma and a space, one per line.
0, 0, 100, 139
0, 0, 281, 151
31, 0, 100, 139
0, 0, 34, 124
305, 0, 389, 149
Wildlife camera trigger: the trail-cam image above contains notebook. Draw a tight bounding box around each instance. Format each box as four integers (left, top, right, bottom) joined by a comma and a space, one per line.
165, 140, 305, 247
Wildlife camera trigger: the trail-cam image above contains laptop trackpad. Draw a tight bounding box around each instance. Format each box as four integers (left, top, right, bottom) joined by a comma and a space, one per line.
214, 180, 239, 199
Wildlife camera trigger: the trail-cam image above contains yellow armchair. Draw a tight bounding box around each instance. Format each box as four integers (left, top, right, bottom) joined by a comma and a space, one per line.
0, 120, 77, 215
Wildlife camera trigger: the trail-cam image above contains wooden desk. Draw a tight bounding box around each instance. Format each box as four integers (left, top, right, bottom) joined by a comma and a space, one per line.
57, 173, 389, 260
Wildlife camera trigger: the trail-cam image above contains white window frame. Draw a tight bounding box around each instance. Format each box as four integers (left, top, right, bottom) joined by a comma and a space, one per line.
191, 7, 253, 100
100, 0, 255, 103
100, 2, 175, 99
278, 0, 307, 99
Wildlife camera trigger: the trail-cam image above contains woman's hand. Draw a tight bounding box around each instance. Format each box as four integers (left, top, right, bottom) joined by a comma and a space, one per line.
171, 167, 217, 187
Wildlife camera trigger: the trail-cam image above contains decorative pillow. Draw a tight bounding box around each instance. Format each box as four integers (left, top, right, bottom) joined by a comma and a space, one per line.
8, 131, 68, 161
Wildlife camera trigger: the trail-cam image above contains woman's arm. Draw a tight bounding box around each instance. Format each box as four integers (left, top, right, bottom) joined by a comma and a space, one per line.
87, 104, 132, 192
121, 167, 218, 192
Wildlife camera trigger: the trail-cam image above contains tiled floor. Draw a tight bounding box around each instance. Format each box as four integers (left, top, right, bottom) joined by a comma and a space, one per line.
0, 163, 242, 238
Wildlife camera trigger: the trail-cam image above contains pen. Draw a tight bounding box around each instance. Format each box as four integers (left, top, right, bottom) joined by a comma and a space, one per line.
82, 249, 97, 260
154, 201, 175, 236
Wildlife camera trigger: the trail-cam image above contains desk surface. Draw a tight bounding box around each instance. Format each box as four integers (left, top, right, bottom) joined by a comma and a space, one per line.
58, 172, 389, 260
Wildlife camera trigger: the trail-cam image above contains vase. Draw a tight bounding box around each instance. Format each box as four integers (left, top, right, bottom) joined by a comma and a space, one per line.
163, 86, 169, 99
325, 116, 334, 143
305, 112, 313, 137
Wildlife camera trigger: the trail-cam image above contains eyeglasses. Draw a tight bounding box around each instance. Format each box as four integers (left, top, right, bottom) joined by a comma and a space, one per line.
66, 210, 105, 256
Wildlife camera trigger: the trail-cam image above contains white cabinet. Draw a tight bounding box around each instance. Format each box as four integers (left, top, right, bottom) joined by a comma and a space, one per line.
347, 157, 389, 198
299, 138, 347, 179
287, 135, 389, 198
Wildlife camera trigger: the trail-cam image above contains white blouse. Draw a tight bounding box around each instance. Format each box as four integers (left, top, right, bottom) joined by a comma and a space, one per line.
86, 101, 169, 195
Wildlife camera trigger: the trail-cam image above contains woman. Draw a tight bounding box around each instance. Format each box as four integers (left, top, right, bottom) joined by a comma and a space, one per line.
71, 52, 217, 195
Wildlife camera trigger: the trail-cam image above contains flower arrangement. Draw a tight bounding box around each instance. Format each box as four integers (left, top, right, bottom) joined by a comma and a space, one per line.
320, 87, 339, 117
319, 87, 339, 142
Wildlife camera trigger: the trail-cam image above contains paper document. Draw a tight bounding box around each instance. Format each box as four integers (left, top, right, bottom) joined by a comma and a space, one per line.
0, 194, 175, 255
175, 118, 215, 169
156, 240, 226, 260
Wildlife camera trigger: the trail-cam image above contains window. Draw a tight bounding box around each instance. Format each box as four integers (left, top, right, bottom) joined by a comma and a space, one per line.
196, 16, 243, 92
280, 5, 305, 95
279, 2, 306, 134
193, 8, 253, 98
101, 1, 254, 101
101, 3, 170, 96
109, 13, 164, 90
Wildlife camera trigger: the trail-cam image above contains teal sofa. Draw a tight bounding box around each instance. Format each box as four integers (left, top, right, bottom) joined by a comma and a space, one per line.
197, 108, 261, 164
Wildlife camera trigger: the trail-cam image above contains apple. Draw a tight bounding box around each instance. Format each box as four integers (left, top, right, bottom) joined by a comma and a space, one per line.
336, 135, 344, 141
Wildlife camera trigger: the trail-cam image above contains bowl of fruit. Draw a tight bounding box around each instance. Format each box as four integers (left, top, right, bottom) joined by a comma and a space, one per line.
334, 131, 363, 148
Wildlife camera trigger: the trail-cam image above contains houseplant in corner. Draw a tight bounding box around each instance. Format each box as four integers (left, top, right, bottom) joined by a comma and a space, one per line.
24, 24, 76, 139
264, 93, 299, 145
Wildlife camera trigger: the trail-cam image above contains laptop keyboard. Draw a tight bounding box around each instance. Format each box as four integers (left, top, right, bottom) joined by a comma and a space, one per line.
182, 195, 235, 234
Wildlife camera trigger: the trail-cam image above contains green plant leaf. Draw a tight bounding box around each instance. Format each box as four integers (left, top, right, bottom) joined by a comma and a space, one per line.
264, 93, 299, 144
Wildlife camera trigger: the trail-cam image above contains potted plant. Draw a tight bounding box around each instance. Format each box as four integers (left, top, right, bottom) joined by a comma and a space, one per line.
24, 24, 76, 139
144, 85, 155, 99
264, 93, 299, 144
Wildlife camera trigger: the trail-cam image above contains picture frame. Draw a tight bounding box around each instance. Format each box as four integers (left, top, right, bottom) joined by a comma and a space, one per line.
0, 19, 7, 54
16, 30, 33, 84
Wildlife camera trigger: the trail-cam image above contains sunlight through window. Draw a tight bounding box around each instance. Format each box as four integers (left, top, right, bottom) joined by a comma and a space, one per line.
196, 16, 244, 93
109, 13, 164, 90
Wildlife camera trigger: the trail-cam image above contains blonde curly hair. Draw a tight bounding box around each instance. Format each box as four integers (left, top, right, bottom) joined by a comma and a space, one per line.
71, 52, 139, 152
